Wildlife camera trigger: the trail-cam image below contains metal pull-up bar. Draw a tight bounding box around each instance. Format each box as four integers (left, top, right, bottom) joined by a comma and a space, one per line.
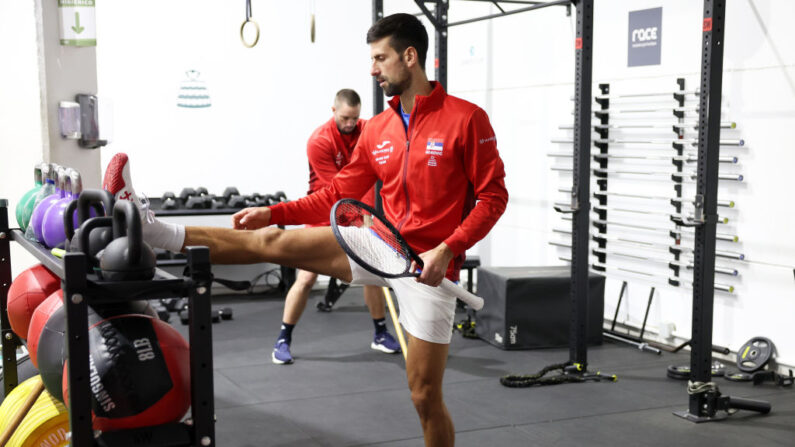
414, 0, 570, 30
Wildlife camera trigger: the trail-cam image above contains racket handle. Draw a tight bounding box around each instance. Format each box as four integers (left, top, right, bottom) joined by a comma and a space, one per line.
440, 278, 484, 311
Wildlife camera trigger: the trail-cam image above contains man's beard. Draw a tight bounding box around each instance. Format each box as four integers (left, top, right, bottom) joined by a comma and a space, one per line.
338, 124, 356, 135
380, 66, 411, 97
382, 79, 408, 97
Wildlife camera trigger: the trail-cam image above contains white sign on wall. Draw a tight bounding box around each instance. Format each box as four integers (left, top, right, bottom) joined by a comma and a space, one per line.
59, 0, 96, 47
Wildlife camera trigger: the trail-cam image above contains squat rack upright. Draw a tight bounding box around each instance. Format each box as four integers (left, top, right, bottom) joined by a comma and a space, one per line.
673, 0, 769, 421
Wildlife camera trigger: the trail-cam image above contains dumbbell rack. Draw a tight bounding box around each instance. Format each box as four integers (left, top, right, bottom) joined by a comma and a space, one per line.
0, 200, 216, 447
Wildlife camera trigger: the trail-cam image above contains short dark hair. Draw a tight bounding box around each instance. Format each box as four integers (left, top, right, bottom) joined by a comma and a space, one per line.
335, 89, 361, 107
366, 13, 428, 69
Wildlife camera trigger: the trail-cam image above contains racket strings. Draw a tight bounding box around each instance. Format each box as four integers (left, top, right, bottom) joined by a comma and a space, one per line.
334, 203, 411, 276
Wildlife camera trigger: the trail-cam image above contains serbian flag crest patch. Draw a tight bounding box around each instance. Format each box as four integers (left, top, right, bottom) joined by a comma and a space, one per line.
425, 138, 444, 156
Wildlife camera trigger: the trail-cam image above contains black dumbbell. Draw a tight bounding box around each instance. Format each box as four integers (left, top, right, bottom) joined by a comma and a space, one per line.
273, 191, 287, 202
211, 196, 227, 209
179, 308, 221, 325
152, 304, 171, 323
222, 187, 240, 202
161, 298, 186, 312
196, 186, 209, 196
260, 194, 276, 206
248, 192, 265, 206
160, 192, 177, 210
228, 195, 248, 208
255, 193, 273, 206
218, 307, 233, 320
179, 187, 198, 202
162, 198, 178, 210
185, 195, 207, 209
202, 193, 216, 207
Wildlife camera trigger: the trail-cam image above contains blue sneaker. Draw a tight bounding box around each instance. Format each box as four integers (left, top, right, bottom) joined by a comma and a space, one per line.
371, 332, 401, 354
272, 339, 294, 365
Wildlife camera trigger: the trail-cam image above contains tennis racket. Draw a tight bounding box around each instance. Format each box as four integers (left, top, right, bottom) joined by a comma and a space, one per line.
330, 198, 484, 311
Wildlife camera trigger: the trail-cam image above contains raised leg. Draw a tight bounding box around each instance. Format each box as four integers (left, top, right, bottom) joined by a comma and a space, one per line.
183, 226, 352, 282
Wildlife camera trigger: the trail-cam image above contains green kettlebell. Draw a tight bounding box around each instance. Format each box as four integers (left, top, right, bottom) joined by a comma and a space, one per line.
16, 163, 47, 231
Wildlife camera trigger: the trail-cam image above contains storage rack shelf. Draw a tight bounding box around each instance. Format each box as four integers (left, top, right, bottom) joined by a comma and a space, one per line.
1, 200, 216, 447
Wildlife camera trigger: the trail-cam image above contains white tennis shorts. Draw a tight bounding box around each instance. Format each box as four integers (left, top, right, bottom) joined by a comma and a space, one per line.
347, 255, 457, 344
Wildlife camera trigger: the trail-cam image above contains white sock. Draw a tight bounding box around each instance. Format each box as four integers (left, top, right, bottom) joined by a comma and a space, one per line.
143, 218, 185, 253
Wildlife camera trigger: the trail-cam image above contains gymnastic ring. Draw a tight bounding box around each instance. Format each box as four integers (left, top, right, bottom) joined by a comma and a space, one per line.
240, 19, 260, 48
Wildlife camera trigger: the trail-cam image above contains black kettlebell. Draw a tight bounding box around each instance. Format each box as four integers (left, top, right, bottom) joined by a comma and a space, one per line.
77, 216, 113, 267
65, 189, 115, 259
99, 200, 156, 281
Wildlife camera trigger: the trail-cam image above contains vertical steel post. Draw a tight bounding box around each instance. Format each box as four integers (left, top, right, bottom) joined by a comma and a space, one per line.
687, 0, 726, 419
434, 0, 449, 88
63, 252, 92, 445
0, 200, 19, 397
186, 246, 216, 444
569, 0, 594, 367
373, 0, 385, 212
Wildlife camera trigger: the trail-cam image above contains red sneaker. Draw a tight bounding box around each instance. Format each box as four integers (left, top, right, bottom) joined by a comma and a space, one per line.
103, 153, 140, 203
103, 153, 152, 221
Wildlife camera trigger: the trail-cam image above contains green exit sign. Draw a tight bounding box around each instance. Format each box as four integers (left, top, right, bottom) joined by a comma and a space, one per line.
59, 0, 96, 47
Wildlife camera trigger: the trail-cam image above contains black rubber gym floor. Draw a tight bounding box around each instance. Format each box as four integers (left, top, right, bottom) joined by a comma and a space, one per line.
179, 287, 795, 447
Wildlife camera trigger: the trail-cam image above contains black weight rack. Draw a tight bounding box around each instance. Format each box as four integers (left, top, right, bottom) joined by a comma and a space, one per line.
1, 199, 216, 447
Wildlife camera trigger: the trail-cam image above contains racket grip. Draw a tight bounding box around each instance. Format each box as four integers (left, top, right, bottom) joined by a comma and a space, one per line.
440, 278, 484, 311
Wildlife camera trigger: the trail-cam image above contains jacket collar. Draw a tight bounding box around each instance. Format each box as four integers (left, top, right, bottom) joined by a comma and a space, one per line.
387, 81, 446, 116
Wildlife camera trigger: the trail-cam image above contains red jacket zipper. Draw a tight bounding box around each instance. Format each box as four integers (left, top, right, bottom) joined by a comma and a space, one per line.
396, 108, 414, 232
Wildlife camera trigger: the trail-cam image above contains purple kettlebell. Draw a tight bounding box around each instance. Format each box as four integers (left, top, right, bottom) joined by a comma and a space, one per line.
31, 166, 67, 243
42, 169, 83, 249
64, 189, 114, 266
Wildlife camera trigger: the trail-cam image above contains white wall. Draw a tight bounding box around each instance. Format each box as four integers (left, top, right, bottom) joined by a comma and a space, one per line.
0, 0, 45, 276
3, 1, 794, 365
94, 0, 375, 200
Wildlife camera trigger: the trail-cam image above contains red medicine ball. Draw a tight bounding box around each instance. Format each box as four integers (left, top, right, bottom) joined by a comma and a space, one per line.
7, 264, 60, 340
26, 289, 63, 367
63, 314, 191, 432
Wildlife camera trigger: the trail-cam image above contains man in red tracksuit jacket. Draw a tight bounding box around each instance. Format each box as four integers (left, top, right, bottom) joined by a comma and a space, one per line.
272, 89, 401, 365
107, 13, 507, 447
